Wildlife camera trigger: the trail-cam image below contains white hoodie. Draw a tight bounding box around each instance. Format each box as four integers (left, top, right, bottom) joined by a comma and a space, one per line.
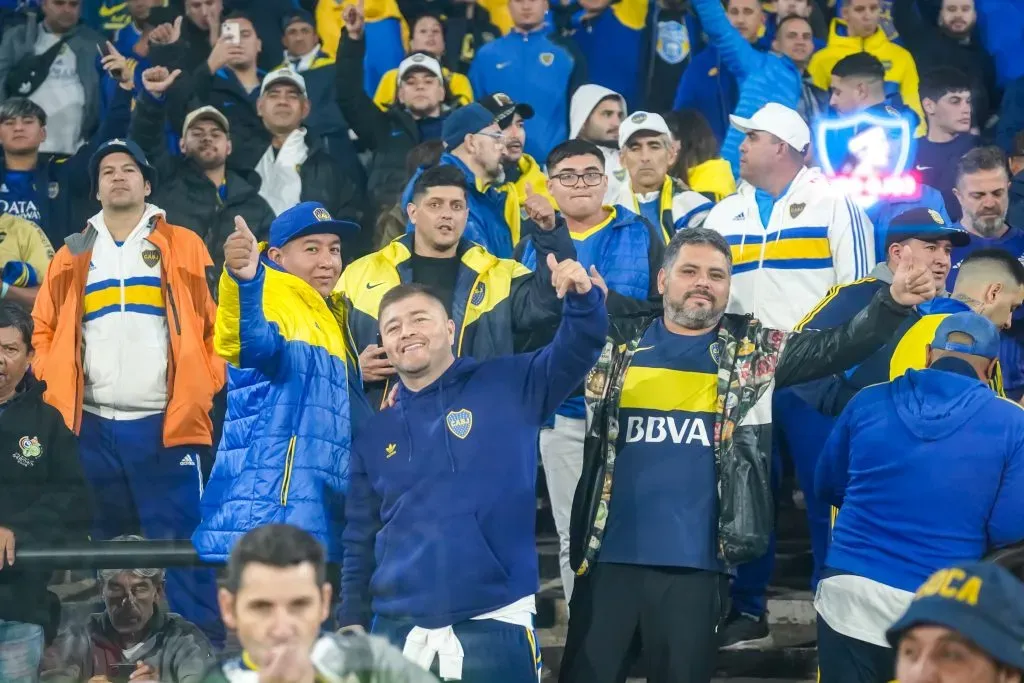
570, 84, 627, 205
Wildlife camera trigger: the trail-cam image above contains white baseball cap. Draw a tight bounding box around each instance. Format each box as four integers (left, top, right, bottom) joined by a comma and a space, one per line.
261, 67, 307, 96
397, 53, 444, 81
618, 111, 672, 149
729, 103, 810, 153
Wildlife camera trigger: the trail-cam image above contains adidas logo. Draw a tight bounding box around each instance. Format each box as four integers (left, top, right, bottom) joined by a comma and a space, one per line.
0, 184, 8, 193
179, 453, 195, 466
732, 212, 746, 221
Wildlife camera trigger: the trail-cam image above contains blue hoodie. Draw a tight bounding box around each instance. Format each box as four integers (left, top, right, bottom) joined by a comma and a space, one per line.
817, 359, 1024, 593
339, 288, 608, 629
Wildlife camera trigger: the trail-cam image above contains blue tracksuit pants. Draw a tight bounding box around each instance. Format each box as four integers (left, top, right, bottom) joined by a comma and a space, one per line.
78, 411, 224, 647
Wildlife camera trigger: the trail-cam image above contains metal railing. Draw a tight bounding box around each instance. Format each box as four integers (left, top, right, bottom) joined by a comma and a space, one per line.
16, 540, 215, 571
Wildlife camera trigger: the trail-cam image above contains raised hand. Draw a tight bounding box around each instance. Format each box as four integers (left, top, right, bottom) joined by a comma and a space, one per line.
547, 253, 592, 299
343, 0, 366, 40
141, 66, 182, 97
890, 244, 936, 306
358, 344, 396, 383
523, 184, 556, 231
224, 216, 259, 281
100, 42, 131, 86
589, 265, 608, 298
149, 16, 183, 46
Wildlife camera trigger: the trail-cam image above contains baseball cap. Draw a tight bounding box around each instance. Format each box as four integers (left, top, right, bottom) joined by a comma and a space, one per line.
885, 208, 971, 248
442, 103, 497, 150
618, 111, 671, 149
397, 53, 443, 82
930, 311, 1001, 360
269, 202, 360, 249
89, 138, 156, 192
887, 562, 1024, 671
183, 105, 229, 137
730, 103, 810, 153
261, 67, 307, 96
478, 93, 534, 130
282, 9, 315, 30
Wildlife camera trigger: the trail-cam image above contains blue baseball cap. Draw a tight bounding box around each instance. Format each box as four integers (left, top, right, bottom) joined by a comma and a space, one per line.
887, 562, 1024, 671
442, 103, 497, 150
89, 138, 156, 193
268, 202, 360, 249
885, 207, 971, 248
931, 311, 1001, 360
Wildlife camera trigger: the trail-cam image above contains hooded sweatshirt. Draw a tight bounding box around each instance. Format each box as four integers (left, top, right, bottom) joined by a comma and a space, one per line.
339, 288, 608, 629
816, 359, 1024, 594
570, 84, 628, 205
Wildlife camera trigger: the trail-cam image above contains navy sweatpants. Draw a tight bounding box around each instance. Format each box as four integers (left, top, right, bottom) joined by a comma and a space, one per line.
373, 615, 541, 683
78, 412, 224, 647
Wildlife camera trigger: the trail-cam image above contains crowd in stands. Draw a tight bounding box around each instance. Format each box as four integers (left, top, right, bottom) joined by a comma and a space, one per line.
0, 0, 1018, 680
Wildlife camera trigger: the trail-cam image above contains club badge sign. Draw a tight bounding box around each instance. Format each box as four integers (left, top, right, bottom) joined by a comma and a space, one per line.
814, 111, 920, 208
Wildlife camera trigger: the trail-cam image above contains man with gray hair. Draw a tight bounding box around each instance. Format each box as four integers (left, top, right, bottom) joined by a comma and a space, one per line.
562, 227, 937, 683
42, 535, 214, 683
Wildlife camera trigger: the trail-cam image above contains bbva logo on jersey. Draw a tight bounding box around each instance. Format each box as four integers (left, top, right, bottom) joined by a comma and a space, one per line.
624, 415, 711, 447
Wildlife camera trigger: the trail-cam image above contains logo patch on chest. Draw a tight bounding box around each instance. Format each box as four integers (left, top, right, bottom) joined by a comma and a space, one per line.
470, 282, 486, 306
12, 436, 41, 467
789, 203, 806, 219
142, 248, 160, 268
446, 409, 473, 439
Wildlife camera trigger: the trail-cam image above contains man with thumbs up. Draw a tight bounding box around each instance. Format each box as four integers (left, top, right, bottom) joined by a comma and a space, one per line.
194, 201, 372, 567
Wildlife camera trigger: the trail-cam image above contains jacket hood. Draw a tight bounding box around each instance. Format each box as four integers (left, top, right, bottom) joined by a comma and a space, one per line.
916, 296, 971, 317
892, 360, 992, 440
827, 19, 891, 50
570, 85, 627, 140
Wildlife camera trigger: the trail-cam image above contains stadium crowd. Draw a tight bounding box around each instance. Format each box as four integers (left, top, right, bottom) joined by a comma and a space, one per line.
0, 0, 1019, 680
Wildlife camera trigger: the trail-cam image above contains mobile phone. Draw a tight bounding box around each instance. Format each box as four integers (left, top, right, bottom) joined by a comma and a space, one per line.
221, 20, 240, 45
96, 43, 123, 81
108, 663, 136, 683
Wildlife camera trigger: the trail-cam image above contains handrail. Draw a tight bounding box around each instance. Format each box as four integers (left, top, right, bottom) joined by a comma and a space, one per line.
15, 540, 216, 570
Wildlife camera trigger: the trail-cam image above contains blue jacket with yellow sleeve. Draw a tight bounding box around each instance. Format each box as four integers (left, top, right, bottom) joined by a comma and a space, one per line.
336, 230, 571, 409
194, 252, 371, 562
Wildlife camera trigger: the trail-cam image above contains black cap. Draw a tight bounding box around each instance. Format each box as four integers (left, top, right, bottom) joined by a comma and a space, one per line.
282, 9, 315, 30
89, 138, 156, 194
885, 207, 971, 248
478, 93, 534, 131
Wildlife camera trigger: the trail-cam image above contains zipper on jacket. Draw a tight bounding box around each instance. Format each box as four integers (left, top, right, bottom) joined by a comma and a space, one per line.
165, 281, 182, 336
455, 272, 485, 355
280, 435, 297, 506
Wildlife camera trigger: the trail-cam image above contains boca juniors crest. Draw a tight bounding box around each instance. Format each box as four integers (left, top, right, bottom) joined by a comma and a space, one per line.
446, 409, 473, 439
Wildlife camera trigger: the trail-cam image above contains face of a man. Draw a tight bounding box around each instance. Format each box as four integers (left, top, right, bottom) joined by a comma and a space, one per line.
43, 0, 81, 33
0, 115, 45, 155
407, 185, 468, 254
379, 293, 456, 381
890, 238, 953, 291
509, 0, 547, 31
954, 167, 1010, 238
468, 124, 507, 183
727, 0, 764, 43
185, 0, 218, 30
397, 70, 445, 117
503, 113, 527, 165
658, 243, 731, 331
925, 90, 972, 136
258, 83, 308, 135
939, 0, 976, 38
282, 21, 319, 58
547, 154, 607, 221
843, 0, 881, 37
97, 152, 150, 211
268, 234, 343, 298
774, 17, 815, 66
897, 625, 1023, 683
981, 281, 1024, 331
181, 119, 231, 171
829, 75, 868, 115
738, 130, 783, 188
410, 16, 444, 55
580, 96, 625, 147
219, 562, 330, 670
776, 0, 811, 17
621, 133, 672, 192
104, 573, 163, 636
226, 18, 261, 69
0, 326, 33, 400
127, 0, 155, 23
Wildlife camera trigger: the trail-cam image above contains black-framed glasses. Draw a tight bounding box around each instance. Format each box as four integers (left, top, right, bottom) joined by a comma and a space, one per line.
553, 171, 604, 187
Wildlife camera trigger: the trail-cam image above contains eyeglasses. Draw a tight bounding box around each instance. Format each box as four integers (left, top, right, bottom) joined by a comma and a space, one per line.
476, 131, 509, 147
553, 172, 604, 187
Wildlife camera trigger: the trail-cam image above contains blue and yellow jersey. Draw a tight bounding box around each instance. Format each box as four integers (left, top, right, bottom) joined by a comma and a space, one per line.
83, 275, 164, 323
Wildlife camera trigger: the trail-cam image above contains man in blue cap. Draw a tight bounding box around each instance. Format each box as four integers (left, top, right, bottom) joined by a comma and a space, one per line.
402, 102, 528, 259
194, 201, 372, 565
813, 312, 1024, 683
888, 562, 1024, 683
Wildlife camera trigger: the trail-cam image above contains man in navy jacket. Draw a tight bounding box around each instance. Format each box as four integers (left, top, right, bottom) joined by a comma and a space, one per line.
341, 258, 608, 682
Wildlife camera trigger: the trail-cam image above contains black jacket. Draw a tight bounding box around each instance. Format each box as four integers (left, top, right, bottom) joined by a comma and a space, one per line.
188, 63, 267, 172
0, 376, 90, 636
1010, 171, 1024, 230
130, 93, 275, 284
336, 32, 442, 214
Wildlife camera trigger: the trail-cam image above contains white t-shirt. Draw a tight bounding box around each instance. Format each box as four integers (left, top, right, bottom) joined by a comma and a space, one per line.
30, 30, 85, 155
815, 574, 915, 647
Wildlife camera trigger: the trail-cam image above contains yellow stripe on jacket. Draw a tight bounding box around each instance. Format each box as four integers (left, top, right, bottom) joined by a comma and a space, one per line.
730, 230, 832, 269
889, 313, 1005, 396
687, 158, 736, 202
373, 67, 474, 109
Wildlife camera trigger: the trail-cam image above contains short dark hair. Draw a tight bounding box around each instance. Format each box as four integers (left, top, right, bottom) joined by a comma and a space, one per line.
0, 302, 33, 350
411, 12, 443, 32
664, 109, 719, 182
223, 524, 326, 593
546, 139, 606, 172
956, 146, 1009, 185
960, 248, 1024, 288
663, 228, 733, 271
410, 165, 468, 203
0, 98, 47, 126
919, 66, 972, 105
405, 140, 445, 178
223, 10, 255, 26
831, 52, 885, 81
378, 282, 449, 320
775, 13, 813, 36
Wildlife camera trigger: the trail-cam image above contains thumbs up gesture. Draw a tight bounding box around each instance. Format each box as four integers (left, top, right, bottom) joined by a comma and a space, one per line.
889, 244, 936, 306
523, 184, 556, 231
224, 216, 259, 281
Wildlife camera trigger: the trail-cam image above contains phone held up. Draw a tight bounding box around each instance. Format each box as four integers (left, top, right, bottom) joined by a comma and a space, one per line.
108, 662, 136, 683
221, 20, 241, 45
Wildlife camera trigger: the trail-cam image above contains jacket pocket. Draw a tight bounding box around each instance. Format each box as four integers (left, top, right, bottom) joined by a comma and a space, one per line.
280, 436, 297, 506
